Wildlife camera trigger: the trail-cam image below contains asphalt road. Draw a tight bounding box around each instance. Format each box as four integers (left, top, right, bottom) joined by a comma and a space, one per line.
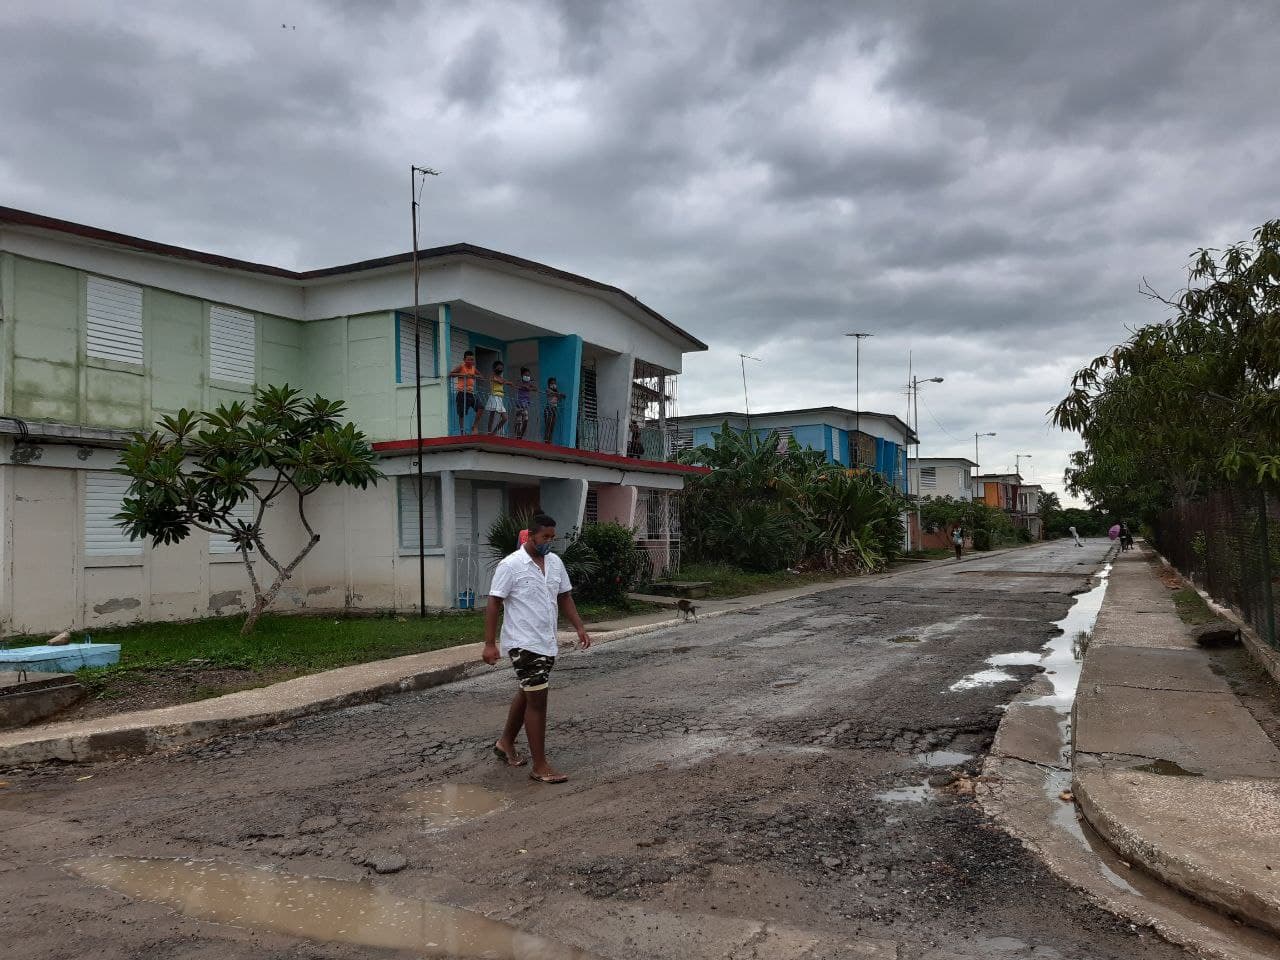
0, 539, 1190, 960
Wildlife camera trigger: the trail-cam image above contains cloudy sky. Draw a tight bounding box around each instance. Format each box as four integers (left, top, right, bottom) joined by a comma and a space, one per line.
4, 1, 1279, 502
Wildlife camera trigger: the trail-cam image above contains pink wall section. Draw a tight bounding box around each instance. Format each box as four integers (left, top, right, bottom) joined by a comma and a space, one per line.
595, 484, 638, 526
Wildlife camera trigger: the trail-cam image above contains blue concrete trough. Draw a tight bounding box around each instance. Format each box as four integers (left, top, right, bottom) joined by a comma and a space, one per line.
0, 643, 121, 673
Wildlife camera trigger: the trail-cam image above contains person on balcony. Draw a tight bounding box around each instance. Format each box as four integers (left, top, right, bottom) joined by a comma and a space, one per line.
449, 350, 481, 435
514, 366, 536, 439
485, 361, 510, 435
627, 420, 645, 458
543, 376, 565, 444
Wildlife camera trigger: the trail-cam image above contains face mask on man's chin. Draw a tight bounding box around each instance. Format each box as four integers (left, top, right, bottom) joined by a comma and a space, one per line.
534, 542, 553, 557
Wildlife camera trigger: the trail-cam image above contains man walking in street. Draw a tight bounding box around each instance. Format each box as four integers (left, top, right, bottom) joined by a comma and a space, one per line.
483, 513, 591, 784
952, 526, 964, 561
1069, 525, 1084, 547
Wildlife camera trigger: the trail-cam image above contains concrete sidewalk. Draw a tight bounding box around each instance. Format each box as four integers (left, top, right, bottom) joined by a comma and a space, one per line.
1073, 546, 1280, 937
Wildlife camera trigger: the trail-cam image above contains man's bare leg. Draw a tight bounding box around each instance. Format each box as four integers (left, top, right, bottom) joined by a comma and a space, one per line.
524, 689, 566, 780
496, 689, 526, 765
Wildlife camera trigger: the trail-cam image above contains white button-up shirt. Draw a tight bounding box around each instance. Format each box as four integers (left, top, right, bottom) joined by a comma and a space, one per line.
489, 548, 572, 657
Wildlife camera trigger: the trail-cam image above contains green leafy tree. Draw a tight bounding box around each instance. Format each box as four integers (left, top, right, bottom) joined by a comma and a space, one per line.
678, 423, 906, 573
115, 385, 382, 635
1054, 219, 1280, 516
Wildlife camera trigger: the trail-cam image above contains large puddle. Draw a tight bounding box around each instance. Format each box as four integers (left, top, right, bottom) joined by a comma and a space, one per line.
404, 784, 511, 828
66, 856, 599, 958
1026, 563, 1111, 713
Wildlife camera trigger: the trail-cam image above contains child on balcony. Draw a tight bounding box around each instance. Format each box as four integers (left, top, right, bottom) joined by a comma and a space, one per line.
449, 350, 481, 435
485, 361, 510, 435
514, 367, 536, 439
543, 377, 565, 444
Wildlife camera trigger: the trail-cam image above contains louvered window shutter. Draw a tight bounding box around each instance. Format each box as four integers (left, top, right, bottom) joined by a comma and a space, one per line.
84, 472, 142, 557
209, 306, 256, 384
210, 498, 256, 555
86, 276, 144, 364
398, 313, 436, 383
398, 476, 441, 549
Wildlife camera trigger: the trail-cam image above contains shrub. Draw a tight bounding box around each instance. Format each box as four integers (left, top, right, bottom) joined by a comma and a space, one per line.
573, 522, 647, 602
972, 529, 993, 551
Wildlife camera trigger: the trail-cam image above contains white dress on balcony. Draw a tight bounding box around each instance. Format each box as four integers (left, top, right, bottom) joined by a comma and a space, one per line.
486, 380, 506, 413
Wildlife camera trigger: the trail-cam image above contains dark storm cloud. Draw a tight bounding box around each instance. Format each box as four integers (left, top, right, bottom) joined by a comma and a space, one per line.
2, 0, 1278, 501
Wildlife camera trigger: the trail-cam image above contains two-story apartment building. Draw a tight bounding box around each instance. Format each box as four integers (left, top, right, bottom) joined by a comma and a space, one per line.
907, 457, 978, 503
977, 472, 1043, 539
676, 407, 914, 492
0, 206, 706, 634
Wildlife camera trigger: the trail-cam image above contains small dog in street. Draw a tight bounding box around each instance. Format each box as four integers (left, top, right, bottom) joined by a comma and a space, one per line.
677, 598, 698, 622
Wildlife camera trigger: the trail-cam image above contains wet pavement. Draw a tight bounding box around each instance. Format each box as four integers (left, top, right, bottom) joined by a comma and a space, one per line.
0, 539, 1190, 959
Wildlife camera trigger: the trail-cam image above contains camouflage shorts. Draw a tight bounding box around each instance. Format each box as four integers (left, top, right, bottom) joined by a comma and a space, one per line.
509, 647, 556, 692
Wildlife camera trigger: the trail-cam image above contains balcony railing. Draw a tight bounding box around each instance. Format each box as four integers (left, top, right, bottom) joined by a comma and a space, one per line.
449, 389, 678, 461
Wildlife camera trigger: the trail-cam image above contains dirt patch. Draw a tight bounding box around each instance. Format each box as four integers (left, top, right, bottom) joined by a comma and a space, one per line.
57, 666, 297, 722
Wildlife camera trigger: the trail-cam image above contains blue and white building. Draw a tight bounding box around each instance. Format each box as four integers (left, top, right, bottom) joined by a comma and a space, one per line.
676, 406, 915, 492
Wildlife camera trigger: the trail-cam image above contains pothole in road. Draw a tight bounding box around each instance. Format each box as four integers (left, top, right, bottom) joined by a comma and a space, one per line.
1133, 759, 1202, 777
65, 856, 599, 958
874, 781, 932, 804
915, 749, 974, 767
403, 784, 511, 828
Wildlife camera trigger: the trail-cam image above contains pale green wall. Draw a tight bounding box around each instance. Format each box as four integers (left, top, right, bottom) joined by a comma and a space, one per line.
0, 254, 306, 430
0, 253, 449, 442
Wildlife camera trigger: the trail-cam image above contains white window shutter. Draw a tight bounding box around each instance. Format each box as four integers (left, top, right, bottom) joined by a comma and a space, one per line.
84, 472, 142, 557
450, 328, 470, 369
398, 313, 436, 383
86, 276, 144, 364
398, 476, 440, 549
209, 305, 256, 384
210, 498, 256, 555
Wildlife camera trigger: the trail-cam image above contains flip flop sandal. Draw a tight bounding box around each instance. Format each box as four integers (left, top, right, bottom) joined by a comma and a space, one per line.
493, 744, 527, 767
529, 772, 569, 784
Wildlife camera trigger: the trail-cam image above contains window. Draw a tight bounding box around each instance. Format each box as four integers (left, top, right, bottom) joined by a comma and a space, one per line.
397, 312, 436, 383
210, 498, 255, 555
671, 429, 693, 453
209, 305, 256, 384
398, 475, 441, 549
84, 472, 142, 557
919, 466, 937, 489
583, 489, 599, 525
86, 276, 144, 364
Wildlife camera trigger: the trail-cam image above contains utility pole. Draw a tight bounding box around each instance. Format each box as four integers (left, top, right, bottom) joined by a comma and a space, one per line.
845, 332, 872, 465
739, 353, 761, 442
973, 431, 996, 497
1014, 452, 1032, 477
907, 375, 943, 552
410, 164, 440, 618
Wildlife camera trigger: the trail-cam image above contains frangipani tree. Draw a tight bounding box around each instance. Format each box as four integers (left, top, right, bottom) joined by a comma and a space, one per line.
116, 385, 383, 634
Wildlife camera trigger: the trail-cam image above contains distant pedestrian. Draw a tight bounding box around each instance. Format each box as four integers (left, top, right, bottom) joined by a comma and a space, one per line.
1069, 525, 1084, 547
1119, 522, 1134, 552
952, 526, 964, 561
484, 513, 591, 784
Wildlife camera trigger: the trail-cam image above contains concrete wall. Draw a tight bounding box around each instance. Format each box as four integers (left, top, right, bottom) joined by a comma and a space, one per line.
0, 457, 451, 637
1, 254, 305, 429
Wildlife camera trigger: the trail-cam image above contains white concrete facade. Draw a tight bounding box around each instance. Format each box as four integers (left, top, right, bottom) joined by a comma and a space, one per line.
0, 208, 705, 635
908, 457, 978, 502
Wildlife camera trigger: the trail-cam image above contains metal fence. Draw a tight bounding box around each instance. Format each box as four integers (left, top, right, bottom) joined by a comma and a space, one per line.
1151, 485, 1279, 648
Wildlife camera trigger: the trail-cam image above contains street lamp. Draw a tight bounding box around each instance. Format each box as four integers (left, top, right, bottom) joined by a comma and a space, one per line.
907, 376, 944, 551
845, 332, 873, 464
1014, 453, 1032, 477
973, 432, 996, 495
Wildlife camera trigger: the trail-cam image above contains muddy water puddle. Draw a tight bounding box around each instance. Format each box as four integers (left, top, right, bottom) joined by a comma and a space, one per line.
915, 749, 974, 767
875, 781, 931, 804
66, 856, 598, 958
404, 784, 511, 828
949, 668, 1018, 691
